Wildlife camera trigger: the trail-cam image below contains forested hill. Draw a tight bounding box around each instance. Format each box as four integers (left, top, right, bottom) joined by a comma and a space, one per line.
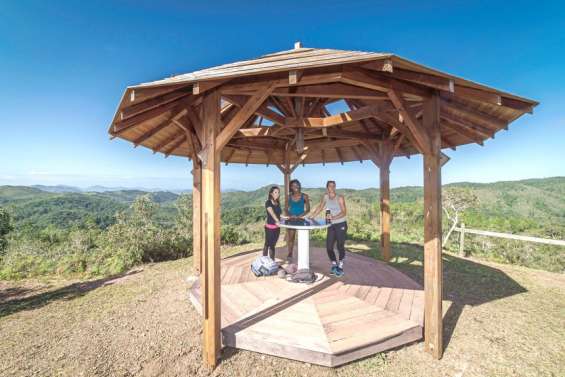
0, 177, 564, 232
0, 177, 564, 277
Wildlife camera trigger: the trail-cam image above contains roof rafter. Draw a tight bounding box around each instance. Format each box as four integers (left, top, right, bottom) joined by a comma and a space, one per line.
113, 96, 196, 134
284, 103, 393, 128
387, 89, 432, 155
215, 83, 277, 152
132, 114, 176, 147
223, 94, 286, 125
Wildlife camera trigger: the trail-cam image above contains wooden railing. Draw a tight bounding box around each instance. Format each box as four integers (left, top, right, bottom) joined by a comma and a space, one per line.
453, 223, 565, 257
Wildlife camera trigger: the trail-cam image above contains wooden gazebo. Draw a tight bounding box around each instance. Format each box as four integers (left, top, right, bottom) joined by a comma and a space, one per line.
108, 43, 537, 368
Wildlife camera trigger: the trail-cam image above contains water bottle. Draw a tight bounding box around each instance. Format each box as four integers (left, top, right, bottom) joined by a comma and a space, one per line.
325, 209, 332, 225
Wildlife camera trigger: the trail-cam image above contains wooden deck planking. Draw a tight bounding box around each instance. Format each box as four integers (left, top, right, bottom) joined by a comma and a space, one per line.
188, 247, 424, 367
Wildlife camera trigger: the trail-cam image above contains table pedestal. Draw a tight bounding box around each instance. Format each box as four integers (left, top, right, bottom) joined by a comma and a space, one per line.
296, 228, 310, 271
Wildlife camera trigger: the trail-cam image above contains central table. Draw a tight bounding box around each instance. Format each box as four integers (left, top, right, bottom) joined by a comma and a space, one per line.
278, 218, 331, 272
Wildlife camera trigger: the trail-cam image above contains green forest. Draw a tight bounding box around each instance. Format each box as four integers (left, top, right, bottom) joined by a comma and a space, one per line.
0, 177, 564, 279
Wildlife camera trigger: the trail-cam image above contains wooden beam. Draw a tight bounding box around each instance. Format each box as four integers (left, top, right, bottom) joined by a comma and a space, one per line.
125, 82, 191, 105
361, 58, 394, 73
440, 113, 493, 139
175, 117, 201, 160
441, 120, 484, 145
192, 79, 226, 95
269, 96, 292, 116
275, 164, 287, 175
440, 98, 507, 131
500, 96, 536, 113
283, 148, 291, 214
453, 85, 501, 106
327, 128, 381, 140
132, 115, 175, 147
284, 103, 392, 128
215, 83, 276, 152
295, 128, 305, 153
272, 83, 389, 100
235, 126, 276, 137
223, 94, 286, 125
341, 68, 431, 99
164, 134, 187, 157
200, 90, 222, 368
152, 129, 183, 153
422, 92, 443, 360
289, 70, 303, 85
351, 146, 364, 163
359, 141, 381, 168
335, 147, 345, 165
387, 89, 432, 155
289, 151, 308, 173
380, 158, 391, 262
120, 87, 192, 119
392, 68, 454, 93
192, 158, 202, 274
220, 71, 343, 94
114, 96, 194, 134
223, 148, 236, 165
185, 105, 204, 146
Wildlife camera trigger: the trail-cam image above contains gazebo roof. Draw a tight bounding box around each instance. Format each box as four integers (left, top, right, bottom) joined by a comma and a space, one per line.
109, 44, 538, 166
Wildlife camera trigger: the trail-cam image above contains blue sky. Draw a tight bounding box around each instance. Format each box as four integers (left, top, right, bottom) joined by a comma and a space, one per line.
0, 1, 563, 190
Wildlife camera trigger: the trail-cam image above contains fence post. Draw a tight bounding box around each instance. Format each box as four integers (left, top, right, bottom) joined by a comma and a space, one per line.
459, 223, 466, 257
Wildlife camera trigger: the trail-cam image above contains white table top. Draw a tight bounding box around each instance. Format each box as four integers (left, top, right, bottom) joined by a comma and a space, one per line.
278, 218, 331, 230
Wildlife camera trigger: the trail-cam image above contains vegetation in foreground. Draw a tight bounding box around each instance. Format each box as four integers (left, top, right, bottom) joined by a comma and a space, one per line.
0, 176, 563, 280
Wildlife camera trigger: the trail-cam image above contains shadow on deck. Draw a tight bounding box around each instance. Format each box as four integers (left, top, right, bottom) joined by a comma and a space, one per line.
348, 240, 528, 351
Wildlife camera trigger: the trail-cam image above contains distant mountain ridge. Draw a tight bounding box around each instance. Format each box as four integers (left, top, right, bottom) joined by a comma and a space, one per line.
29, 184, 191, 194
1, 177, 563, 233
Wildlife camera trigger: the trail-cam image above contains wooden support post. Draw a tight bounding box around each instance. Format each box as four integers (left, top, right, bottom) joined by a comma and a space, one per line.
200, 90, 222, 368
459, 223, 466, 257
283, 148, 291, 248
422, 91, 443, 359
192, 158, 202, 273
380, 161, 391, 262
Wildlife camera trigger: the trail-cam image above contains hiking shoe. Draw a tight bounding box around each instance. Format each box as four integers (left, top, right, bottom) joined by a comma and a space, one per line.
330, 265, 338, 276
335, 267, 344, 277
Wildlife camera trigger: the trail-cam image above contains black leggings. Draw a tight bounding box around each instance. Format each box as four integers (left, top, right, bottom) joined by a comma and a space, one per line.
326, 222, 348, 262
263, 226, 280, 259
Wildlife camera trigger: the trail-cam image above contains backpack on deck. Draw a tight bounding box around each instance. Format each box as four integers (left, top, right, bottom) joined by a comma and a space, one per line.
251, 256, 279, 277
287, 269, 317, 284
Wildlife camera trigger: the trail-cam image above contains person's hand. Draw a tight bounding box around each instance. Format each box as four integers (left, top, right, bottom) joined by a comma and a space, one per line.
280, 215, 289, 220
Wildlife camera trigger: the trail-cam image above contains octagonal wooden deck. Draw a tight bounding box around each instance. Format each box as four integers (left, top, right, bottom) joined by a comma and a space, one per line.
188, 247, 424, 367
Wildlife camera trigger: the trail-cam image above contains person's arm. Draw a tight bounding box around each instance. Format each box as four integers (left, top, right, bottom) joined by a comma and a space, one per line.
266, 206, 281, 224
309, 194, 326, 219
331, 195, 347, 221
299, 194, 311, 218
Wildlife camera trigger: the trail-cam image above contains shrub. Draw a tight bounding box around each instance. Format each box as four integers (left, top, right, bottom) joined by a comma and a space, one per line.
0, 207, 13, 254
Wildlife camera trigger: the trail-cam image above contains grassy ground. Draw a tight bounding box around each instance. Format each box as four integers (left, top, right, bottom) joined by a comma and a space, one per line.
1, 242, 564, 377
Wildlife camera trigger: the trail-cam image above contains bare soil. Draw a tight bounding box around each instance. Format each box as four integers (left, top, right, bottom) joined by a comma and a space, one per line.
1, 242, 564, 377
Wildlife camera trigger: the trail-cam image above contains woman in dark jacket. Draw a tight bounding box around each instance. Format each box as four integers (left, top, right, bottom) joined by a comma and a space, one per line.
263, 186, 283, 259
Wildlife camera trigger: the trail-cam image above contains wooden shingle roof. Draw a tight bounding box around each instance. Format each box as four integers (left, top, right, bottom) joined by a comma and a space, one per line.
109, 44, 538, 166
134, 48, 392, 88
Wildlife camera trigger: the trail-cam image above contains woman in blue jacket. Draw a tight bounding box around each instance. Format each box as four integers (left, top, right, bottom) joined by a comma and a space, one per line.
285, 179, 310, 261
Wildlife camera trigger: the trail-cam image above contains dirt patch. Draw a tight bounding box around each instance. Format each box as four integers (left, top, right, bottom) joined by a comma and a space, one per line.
1, 244, 564, 377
